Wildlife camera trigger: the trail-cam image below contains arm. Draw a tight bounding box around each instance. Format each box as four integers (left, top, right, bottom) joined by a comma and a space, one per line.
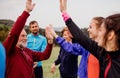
59, 0, 100, 59
51, 48, 62, 74
56, 36, 89, 55
32, 43, 53, 61
46, 24, 88, 56
63, 13, 100, 58
54, 48, 62, 65
32, 26, 54, 61
3, 0, 35, 55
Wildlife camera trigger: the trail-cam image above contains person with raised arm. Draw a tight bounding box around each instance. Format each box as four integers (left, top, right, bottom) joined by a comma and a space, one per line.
49, 26, 78, 78
59, 0, 120, 78
2, 0, 53, 78
48, 16, 104, 78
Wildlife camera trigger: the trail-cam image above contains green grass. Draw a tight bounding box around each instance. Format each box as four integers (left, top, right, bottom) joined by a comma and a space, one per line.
43, 46, 60, 78
42, 46, 81, 78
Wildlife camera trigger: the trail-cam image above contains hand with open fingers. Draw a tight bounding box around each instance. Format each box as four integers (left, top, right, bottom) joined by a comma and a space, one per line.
60, 0, 67, 13
25, 0, 35, 13
47, 24, 58, 38
45, 25, 54, 44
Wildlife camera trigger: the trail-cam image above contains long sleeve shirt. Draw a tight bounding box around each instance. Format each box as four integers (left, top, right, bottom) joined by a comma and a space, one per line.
56, 36, 89, 78
54, 37, 78, 78
3, 11, 53, 78
62, 12, 120, 78
27, 33, 47, 66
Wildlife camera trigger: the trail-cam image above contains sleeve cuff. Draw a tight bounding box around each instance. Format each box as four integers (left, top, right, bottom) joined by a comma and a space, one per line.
62, 11, 70, 22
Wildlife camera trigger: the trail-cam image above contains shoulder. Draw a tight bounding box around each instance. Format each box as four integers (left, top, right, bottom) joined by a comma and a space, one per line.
27, 34, 32, 37
0, 43, 5, 52
38, 34, 46, 40
0, 44, 5, 56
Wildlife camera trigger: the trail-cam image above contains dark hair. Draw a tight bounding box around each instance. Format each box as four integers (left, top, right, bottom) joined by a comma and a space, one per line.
29, 21, 38, 27
103, 13, 120, 48
92, 17, 104, 29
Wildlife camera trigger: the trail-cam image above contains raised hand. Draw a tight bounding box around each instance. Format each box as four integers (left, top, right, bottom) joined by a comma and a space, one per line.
47, 24, 58, 38
45, 25, 54, 44
25, 0, 35, 13
60, 0, 67, 13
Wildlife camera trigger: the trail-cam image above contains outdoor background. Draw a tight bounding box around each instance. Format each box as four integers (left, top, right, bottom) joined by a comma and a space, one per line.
43, 46, 60, 78
43, 46, 81, 78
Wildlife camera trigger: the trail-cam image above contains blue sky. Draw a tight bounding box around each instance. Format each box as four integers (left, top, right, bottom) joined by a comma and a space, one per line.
0, 0, 120, 30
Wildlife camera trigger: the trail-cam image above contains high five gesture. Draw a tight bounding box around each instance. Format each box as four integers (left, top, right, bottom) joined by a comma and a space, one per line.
60, 0, 67, 13
25, 0, 35, 13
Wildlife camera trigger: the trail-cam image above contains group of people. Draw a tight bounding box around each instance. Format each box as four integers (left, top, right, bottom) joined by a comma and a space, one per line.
0, 0, 120, 78
1, 0, 53, 78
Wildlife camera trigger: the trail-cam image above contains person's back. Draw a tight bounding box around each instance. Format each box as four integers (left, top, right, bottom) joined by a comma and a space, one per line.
0, 43, 6, 78
88, 54, 99, 78
58, 48, 78, 78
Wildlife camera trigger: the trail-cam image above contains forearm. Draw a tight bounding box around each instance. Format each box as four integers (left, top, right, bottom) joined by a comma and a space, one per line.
3, 11, 30, 55
62, 12, 89, 48
40, 43, 53, 60
54, 49, 62, 65
56, 36, 82, 55
54, 57, 60, 65
11, 11, 29, 35
62, 12, 99, 57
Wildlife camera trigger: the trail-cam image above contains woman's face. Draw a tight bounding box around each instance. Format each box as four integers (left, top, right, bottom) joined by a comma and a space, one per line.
87, 20, 99, 41
63, 31, 72, 42
96, 23, 106, 47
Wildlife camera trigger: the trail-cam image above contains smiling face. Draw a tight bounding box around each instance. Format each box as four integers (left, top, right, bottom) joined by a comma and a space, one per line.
96, 14, 120, 51
16, 29, 27, 48
87, 20, 99, 41
29, 21, 39, 35
87, 17, 104, 42
63, 30, 72, 42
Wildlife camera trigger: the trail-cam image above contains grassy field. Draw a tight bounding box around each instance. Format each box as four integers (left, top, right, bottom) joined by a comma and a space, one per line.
42, 46, 81, 78
42, 46, 60, 78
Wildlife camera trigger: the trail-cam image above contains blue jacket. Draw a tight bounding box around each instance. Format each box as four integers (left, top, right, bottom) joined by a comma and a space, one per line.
27, 33, 47, 66
56, 36, 89, 78
0, 43, 6, 78
55, 37, 78, 78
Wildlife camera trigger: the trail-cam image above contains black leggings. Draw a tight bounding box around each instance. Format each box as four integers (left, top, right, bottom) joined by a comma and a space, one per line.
34, 66, 43, 78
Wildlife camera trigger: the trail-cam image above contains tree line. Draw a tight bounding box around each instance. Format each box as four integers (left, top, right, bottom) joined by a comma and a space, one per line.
0, 19, 88, 45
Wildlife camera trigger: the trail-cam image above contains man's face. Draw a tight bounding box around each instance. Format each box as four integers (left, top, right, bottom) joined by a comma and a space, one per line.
16, 29, 27, 48
30, 23, 39, 34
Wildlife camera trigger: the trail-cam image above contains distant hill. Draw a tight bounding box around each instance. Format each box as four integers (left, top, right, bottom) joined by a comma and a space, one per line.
0, 19, 14, 27
0, 19, 88, 43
